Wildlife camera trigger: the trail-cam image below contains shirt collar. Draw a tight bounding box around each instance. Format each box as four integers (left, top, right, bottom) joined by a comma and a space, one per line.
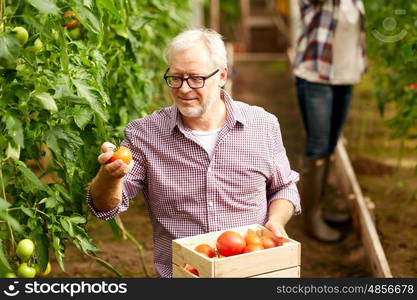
168, 89, 247, 133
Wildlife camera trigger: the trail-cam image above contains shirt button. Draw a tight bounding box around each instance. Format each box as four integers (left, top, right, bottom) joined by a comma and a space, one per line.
208, 201, 213, 207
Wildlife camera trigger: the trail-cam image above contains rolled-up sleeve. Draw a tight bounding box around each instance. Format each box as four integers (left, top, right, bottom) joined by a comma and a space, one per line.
267, 118, 301, 215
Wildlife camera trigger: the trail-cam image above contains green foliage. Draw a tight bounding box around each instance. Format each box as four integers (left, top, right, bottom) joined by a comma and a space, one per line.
0, 0, 190, 276
364, 1, 417, 140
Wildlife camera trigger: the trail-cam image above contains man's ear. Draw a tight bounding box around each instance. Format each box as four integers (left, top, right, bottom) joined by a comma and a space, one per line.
219, 67, 228, 87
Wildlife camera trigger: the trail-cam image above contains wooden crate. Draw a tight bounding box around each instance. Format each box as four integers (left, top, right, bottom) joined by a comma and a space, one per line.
172, 224, 301, 278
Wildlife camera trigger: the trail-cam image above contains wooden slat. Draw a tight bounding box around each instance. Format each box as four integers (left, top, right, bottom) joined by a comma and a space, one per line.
209, 0, 219, 31
251, 266, 300, 278
334, 139, 393, 278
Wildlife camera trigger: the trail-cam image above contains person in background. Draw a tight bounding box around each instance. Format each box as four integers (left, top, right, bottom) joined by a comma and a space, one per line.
292, 0, 366, 242
87, 28, 301, 277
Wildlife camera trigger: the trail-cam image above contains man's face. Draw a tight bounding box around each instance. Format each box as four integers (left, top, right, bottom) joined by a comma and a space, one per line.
167, 41, 227, 119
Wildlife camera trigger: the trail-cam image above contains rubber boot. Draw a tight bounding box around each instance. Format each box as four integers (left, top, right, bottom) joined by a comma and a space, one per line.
300, 157, 341, 242
321, 156, 351, 224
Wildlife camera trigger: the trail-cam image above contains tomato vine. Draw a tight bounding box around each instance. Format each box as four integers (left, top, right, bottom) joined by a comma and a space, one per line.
0, 0, 190, 277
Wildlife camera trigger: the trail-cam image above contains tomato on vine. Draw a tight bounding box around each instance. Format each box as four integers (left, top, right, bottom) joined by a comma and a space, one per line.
12, 26, 29, 44
63, 10, 79, 29
16, 239, 35, 261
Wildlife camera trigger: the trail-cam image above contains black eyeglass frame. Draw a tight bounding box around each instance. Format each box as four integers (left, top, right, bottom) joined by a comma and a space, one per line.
163, 68, 220, 89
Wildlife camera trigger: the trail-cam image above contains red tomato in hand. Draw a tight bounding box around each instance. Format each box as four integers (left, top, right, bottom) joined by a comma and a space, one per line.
216, 231, 246, 257
108, 146, 132, 164
194, 244, 215, 258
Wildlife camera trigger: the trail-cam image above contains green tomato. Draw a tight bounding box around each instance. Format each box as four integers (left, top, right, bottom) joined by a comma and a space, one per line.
16, 239, 35, 260
17, 263, 36, 278
12, 26, 29, 44
4, 272, 17, 278
33, 38, 44, 53
68, 27, 81, 40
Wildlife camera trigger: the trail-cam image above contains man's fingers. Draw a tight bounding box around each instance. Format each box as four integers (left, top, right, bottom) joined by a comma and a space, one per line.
101, 142, 117, 153
98, 151, 114, 165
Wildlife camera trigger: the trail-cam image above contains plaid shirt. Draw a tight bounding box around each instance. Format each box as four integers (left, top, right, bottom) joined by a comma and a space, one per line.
293, 0, 366, 81
87, 90, 300, 277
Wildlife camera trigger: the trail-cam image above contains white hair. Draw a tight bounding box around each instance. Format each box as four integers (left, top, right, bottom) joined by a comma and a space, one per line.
166, 28, 228, 69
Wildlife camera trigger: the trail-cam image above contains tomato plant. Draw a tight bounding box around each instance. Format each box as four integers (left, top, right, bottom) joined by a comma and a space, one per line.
108, 146, 132, 164
194, 244, 215, 258
0, 0, 190, 277
364, 1, 417, 176
216, 231, 246, 257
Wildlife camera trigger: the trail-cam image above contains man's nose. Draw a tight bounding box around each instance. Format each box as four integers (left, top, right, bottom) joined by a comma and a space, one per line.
178, 79, 192, 92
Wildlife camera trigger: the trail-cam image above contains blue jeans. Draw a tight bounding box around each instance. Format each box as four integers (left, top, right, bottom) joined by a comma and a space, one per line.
295, 76, 353, 158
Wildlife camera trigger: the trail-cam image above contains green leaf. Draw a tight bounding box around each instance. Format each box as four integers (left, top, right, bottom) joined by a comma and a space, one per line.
0, 239, 13, 274
26, 0, 59, 15
20, 206, 35, 217
0, 211, 23, 233
73, 105, 93, 129
0, 34, 21, 62
16, 161, 45, 193
69, 215, 86, 224
72, 79, 107, 121
5, 114, 24, 148
60, 217, 74, 237
34, 92, 58, 112
31, 231, 50, 272
107, 218, 122, 240
97, 0, 118, 16
52, 235, 65, 272
0, 198, 11, 211
74, 4, 101, 34
6, 142, 20, 160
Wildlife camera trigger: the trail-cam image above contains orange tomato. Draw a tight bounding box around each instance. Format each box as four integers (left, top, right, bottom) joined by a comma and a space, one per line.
244, 229, 263, 246
260, 236, 277, 249
194, 244, 215, 258
216, 231, 246, 257
108, 146, 132, 164
242, 243, 264, 253
184, 264, 199, 276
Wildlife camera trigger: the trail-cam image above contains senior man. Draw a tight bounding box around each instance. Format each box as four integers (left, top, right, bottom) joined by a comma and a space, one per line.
87, 28, 300, 278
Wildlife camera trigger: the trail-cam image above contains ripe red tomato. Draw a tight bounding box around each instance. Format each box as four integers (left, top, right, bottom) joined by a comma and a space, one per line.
260, 236, 277, 249
242, 243, 264, 253
216, 231, 246, 257
108, 146, 132, 164
63, 11, 80, 29
184, 264, 199, 276
194, 244, 215, 258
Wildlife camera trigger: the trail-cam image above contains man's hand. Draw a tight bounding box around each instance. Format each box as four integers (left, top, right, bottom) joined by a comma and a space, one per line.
98, 142, 133, 179
89, 142, 133, 212
265, 199, 295, 238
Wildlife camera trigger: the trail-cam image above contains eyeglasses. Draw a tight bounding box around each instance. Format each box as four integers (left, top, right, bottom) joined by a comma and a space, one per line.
163, 68, 220, 89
